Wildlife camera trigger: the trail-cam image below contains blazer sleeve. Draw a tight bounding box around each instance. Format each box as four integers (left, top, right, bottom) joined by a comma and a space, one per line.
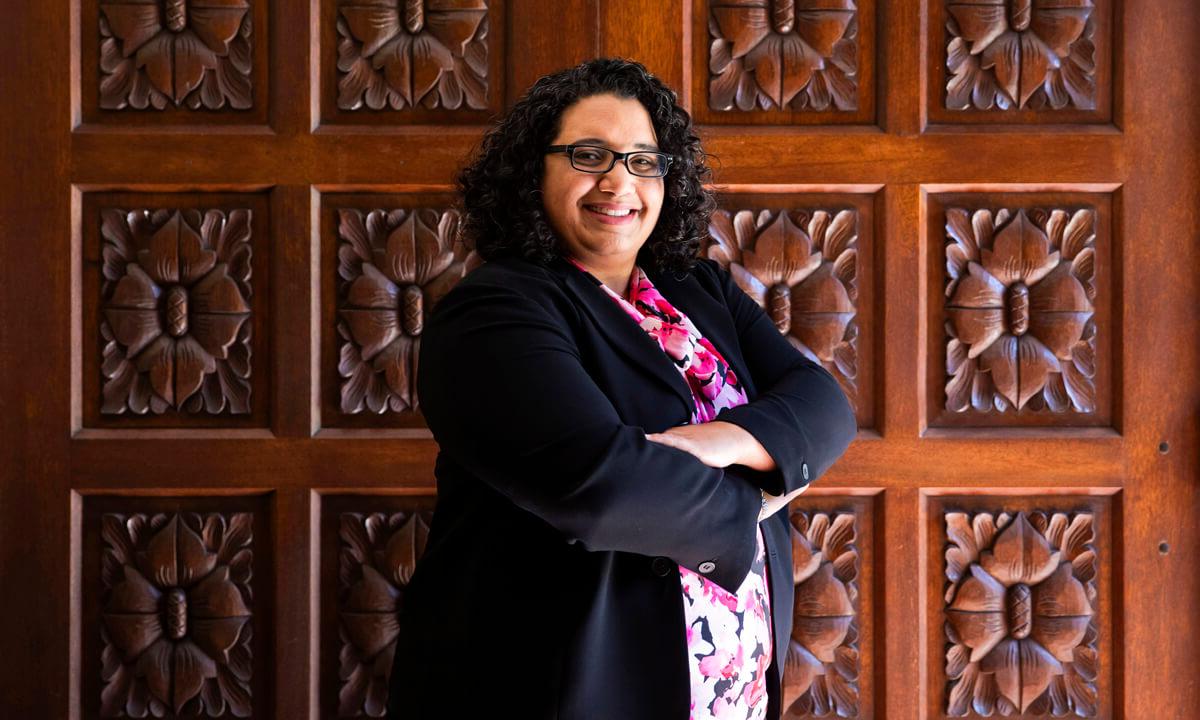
707, 259, 858, 496
416, 272, 762, 592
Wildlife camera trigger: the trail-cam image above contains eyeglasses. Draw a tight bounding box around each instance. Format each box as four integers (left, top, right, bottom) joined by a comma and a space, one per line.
545, 144, 673, 178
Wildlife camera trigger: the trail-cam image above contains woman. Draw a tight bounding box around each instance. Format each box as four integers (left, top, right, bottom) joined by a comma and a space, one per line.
386, 58, 857, 720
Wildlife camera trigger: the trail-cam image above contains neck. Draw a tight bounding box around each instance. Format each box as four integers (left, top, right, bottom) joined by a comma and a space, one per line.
568, 255, 636, 299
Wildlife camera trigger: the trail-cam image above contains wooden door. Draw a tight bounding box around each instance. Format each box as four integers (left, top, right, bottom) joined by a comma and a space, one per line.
2, 1, 1198, 718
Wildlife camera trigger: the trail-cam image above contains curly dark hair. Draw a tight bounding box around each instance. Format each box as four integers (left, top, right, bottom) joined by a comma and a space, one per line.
456, 57, 715, 277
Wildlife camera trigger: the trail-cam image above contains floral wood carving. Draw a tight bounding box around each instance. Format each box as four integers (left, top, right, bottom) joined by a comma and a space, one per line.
101, 208, 253, 415
337, 207, 477, 414
709, 0, 858, 112
338, 510, 433, 716
99, 0, 253, 110
944, 511, 1098, 716
706, 208, 858, 407
783, 511, 860, 717
944, 207, 1096, 414
101, 512, 254, 717
945, 0, 1096, 110
337, 0, 489, 111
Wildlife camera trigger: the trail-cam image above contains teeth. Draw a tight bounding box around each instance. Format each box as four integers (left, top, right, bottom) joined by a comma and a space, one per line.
587, 205, 634, 217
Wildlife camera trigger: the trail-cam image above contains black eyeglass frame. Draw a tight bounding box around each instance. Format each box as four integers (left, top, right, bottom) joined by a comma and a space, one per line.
544, 144, 675, 178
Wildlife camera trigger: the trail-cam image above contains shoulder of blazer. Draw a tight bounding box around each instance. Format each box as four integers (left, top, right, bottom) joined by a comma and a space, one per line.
429, 255, 582, 327
457, 254, 562, 289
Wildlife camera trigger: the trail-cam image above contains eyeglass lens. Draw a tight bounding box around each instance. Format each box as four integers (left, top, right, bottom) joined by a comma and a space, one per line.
570, 146, 668, 177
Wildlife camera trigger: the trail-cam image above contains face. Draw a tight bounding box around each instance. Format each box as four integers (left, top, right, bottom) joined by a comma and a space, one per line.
540, 93, 666, 268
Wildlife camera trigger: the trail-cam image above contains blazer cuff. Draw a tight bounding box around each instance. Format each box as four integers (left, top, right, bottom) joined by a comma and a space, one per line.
724, 463, 788, 496
716, 402, 813, 495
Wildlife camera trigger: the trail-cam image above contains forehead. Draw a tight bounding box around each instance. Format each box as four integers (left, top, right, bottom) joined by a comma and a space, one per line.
554, 93, 659, 147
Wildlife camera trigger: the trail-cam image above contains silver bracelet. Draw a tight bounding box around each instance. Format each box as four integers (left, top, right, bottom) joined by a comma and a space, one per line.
759, 489, 768, 520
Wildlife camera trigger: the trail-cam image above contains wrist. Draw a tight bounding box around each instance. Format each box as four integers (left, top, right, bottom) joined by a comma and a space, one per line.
716, 420, 776, 472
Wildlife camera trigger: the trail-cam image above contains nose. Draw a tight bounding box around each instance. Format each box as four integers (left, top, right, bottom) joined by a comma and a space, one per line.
597, 160, 638, 196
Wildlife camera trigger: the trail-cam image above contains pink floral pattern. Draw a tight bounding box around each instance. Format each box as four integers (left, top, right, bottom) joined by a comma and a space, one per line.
568, 256, 773, 720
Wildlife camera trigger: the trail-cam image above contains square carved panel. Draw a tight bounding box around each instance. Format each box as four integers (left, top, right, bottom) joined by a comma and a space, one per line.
81, 0, 270, 125
923, 191, 1115, 431
319, 193, 480, 429
692, 0, 876, 126
80, 192, 272, 430
79, 494, 273, 718
925, 0, 1114, 126
702, 192, 876, 431
318, 493, 436, 717
782, 492, 878, 718
922, 492, 1115, 719
320, 0, 506, 126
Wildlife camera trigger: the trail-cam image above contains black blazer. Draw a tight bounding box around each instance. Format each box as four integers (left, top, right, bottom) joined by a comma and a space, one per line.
387, 253, 857, 720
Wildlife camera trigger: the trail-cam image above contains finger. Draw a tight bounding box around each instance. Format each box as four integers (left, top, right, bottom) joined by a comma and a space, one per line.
652, 434, 701, 458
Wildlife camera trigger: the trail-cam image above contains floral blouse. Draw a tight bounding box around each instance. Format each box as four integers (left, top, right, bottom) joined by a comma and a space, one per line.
567, 256, 773, 720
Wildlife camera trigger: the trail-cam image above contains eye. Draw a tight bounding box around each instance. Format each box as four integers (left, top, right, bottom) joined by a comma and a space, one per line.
572, 148, 607, 166
630, 155, 657, 169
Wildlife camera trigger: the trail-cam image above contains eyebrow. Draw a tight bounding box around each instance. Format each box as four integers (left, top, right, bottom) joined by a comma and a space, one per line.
571, 137, 661, 152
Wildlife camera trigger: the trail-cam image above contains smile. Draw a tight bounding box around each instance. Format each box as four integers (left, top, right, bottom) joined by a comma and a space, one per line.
584, 205, 638, 217
583, 205, 639, 226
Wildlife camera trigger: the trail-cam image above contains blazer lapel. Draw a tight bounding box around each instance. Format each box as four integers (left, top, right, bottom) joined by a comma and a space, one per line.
642, 263, 759, 401
550, 255, 696, 415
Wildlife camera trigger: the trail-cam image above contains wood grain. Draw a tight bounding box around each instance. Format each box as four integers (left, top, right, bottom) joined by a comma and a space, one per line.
1, 0, 1198, 718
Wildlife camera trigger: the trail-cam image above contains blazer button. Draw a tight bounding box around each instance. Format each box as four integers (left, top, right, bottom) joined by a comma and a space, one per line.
651, 556, 674, 577
698, 561, 717, 574
802, 462, 810, 481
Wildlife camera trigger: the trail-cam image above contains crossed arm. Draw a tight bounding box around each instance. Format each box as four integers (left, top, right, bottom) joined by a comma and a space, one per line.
645, 421, 807, 521
646, 258, 856, 517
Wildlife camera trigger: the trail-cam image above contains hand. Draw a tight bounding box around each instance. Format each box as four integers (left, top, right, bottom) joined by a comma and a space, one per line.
645, 421, 777, 471
644, 421, 750, 468
758, 485, 808, 522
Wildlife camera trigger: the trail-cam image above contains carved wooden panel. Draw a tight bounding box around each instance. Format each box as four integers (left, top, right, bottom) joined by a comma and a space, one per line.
702, 193, 875, 429
709, 0, 858, 111
924, 193, 1113, 430
694, 0, 875, 125
321, 195, 479, 429
322, 0, 504, 125
784, 511, 860, 716
337, 0, 488, 110
783, 493, 876, 718
101, 209, 253, 415
944, 510, 1098, 716
81, 0, 269, 124
80, 496, 272, 719
82, 193, 271, 430
923, 493, 1113, 720
946, 207, 1096, 413
99, 0, 253, 110
319, 494, 436, 717
945, 0, 1095, 111
927, 0, 1113, 124
101, 513, 254, 715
